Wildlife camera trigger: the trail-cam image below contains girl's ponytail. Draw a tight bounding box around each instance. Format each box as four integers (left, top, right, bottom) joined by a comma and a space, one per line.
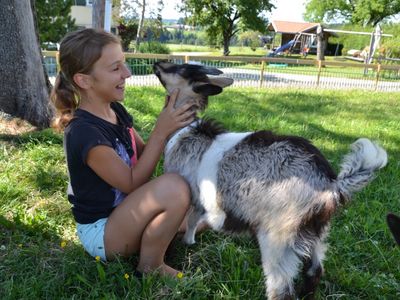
51, 71, 79, 130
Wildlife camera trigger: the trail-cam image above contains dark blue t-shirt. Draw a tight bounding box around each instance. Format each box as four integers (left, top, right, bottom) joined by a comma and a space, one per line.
64, 102, 136, 224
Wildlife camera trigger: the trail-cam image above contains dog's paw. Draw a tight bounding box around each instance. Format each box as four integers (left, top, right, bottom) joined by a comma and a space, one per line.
183, 237, 196, 245
205, 211, 226, 231
183, 233, 196, 245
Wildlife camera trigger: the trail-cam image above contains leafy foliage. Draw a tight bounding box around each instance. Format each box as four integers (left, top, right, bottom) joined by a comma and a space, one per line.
180, 0, 274, 55
238, 31, 262, 51
117, 20, 138, 51
138, 41, 170, 54
304, 0, 400, 26
36, 0, 76, 45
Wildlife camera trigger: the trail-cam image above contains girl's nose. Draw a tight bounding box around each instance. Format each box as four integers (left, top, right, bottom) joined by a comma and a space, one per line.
123, 63, 132, 78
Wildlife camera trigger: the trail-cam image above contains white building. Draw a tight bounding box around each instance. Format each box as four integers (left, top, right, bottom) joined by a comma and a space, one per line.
71, 0, 117, 32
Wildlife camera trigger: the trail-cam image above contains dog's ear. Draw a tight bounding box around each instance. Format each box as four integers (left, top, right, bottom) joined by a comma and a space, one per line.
387, 213, 400, 246
207, 76, 234, 88
193, 83, 223, 96
192, 76, 233, 96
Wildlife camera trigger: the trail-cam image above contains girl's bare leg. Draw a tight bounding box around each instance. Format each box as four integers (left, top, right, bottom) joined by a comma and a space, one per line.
103, 173, 190, 276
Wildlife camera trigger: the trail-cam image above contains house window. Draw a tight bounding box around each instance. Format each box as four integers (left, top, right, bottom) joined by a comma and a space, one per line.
74, 0, 87, 5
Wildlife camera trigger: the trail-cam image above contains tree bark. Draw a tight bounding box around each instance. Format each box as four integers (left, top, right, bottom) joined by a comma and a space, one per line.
223, 37, 230, 56
0, 0, 53, 129
134, 0, 146, 53
316, 25, 326, 61
92, 0, 105, 29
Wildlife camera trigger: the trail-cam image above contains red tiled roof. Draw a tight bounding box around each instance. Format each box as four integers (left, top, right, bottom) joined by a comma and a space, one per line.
269, 20, 320, 34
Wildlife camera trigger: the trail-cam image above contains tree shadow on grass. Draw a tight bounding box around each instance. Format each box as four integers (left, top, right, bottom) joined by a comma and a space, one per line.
0, 128, 63, 146
0, 214, 147, 299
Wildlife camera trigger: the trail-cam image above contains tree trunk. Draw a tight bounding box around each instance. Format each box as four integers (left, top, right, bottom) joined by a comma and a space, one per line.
223, 34, 231, 56
0, 0, 53, 129
134, 0, 146, 53
316, 25, 326, 61
92, 0, 105, 29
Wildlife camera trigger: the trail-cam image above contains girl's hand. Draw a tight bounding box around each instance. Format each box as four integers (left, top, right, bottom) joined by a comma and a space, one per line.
153, 89, 195, 139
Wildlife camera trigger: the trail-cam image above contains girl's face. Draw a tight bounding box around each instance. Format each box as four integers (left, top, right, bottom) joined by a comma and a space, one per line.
88, 43, 131, 102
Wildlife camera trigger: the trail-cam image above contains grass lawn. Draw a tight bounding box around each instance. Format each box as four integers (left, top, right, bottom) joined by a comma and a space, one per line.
1, 87, 399, 299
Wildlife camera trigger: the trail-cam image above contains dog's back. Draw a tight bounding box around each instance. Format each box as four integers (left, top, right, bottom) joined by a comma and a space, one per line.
217, 130, 337, 238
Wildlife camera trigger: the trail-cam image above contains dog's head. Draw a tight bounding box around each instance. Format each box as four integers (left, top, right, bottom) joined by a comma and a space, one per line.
153, 61, 233, 112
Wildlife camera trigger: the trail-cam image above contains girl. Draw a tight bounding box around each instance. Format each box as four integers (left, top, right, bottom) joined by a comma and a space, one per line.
51, 28, 195, 277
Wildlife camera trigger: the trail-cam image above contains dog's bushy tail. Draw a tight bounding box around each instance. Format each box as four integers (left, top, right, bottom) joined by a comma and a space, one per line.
335, 138, 387, 203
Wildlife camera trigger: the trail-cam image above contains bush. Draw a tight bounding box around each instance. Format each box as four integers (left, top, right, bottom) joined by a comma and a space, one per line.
238, 31, 262, 51
138, 41, 170, 54
126, 58, 153, 75
381, 36, 400, 58
117, 21, 138, 52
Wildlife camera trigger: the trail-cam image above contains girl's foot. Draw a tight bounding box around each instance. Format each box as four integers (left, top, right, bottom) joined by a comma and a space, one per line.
137, 263, 183, 278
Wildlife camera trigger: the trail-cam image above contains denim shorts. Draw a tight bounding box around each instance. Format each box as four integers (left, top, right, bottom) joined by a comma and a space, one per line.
77, 218, 108, 261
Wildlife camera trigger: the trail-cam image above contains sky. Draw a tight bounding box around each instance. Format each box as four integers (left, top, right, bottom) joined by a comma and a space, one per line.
154, 0, 307, 22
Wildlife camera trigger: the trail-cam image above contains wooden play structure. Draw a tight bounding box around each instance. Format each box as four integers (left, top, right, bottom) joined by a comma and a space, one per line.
324, 25, 393, 64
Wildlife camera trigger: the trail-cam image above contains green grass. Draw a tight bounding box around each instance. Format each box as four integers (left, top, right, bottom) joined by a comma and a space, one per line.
1, 87, 399, 299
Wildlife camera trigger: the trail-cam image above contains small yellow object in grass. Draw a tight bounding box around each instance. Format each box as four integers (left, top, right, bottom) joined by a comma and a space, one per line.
176, 272, 184, 279
124, 273, 129, 280
95, 256, 101, 262
18, 244, 22, 248
60, 241, 67, 248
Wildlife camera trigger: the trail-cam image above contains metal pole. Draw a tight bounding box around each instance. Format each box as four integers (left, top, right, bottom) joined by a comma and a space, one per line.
259, 61, 265, 88
104, 0, 112, 32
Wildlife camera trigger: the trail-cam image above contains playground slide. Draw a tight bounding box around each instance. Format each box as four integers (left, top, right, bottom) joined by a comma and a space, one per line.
268, 39, 295, 57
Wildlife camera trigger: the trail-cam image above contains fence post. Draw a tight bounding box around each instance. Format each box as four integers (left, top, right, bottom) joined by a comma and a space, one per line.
316, 60, 322, 87
259, 60, 265, 88
184, 55, 189, 63
375, 63, 381, 91
56, 51, 60, 74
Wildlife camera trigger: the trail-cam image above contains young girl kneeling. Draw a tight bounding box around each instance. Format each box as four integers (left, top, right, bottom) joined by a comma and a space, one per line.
51, 28, 194, 277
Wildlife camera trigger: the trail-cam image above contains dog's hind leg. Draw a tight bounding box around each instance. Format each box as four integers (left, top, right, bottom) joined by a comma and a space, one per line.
299, 240, 326, 300
257, 231, 301, 300
183, 207, 205, 245
387, 213, 400, 245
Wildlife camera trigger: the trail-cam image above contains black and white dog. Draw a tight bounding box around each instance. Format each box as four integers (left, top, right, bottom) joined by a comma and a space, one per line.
153, 61, 388, 299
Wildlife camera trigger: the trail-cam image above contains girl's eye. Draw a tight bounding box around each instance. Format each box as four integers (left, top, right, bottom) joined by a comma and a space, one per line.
113, 66, 120, 71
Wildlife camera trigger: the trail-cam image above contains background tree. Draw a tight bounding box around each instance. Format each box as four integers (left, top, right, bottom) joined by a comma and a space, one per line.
237, 31, 262, 51
135, 0, 146, 53
0, 0, 53, 128
92, 0, 106, 29
117, 20, 138, 51
305, 0, 400, 26
180, 0, 274, 56
36, 0, 75, 46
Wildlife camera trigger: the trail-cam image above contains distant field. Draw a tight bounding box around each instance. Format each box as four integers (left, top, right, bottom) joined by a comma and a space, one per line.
166, 43, 268, 56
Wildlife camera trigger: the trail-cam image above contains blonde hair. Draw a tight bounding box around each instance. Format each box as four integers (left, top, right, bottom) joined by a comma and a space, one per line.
51, 28, 121, 130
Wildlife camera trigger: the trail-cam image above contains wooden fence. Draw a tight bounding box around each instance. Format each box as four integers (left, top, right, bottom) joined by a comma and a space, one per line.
42, 51, 400, 91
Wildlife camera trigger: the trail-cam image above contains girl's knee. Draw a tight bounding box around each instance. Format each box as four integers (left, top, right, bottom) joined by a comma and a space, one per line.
159, 173, 191, 208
